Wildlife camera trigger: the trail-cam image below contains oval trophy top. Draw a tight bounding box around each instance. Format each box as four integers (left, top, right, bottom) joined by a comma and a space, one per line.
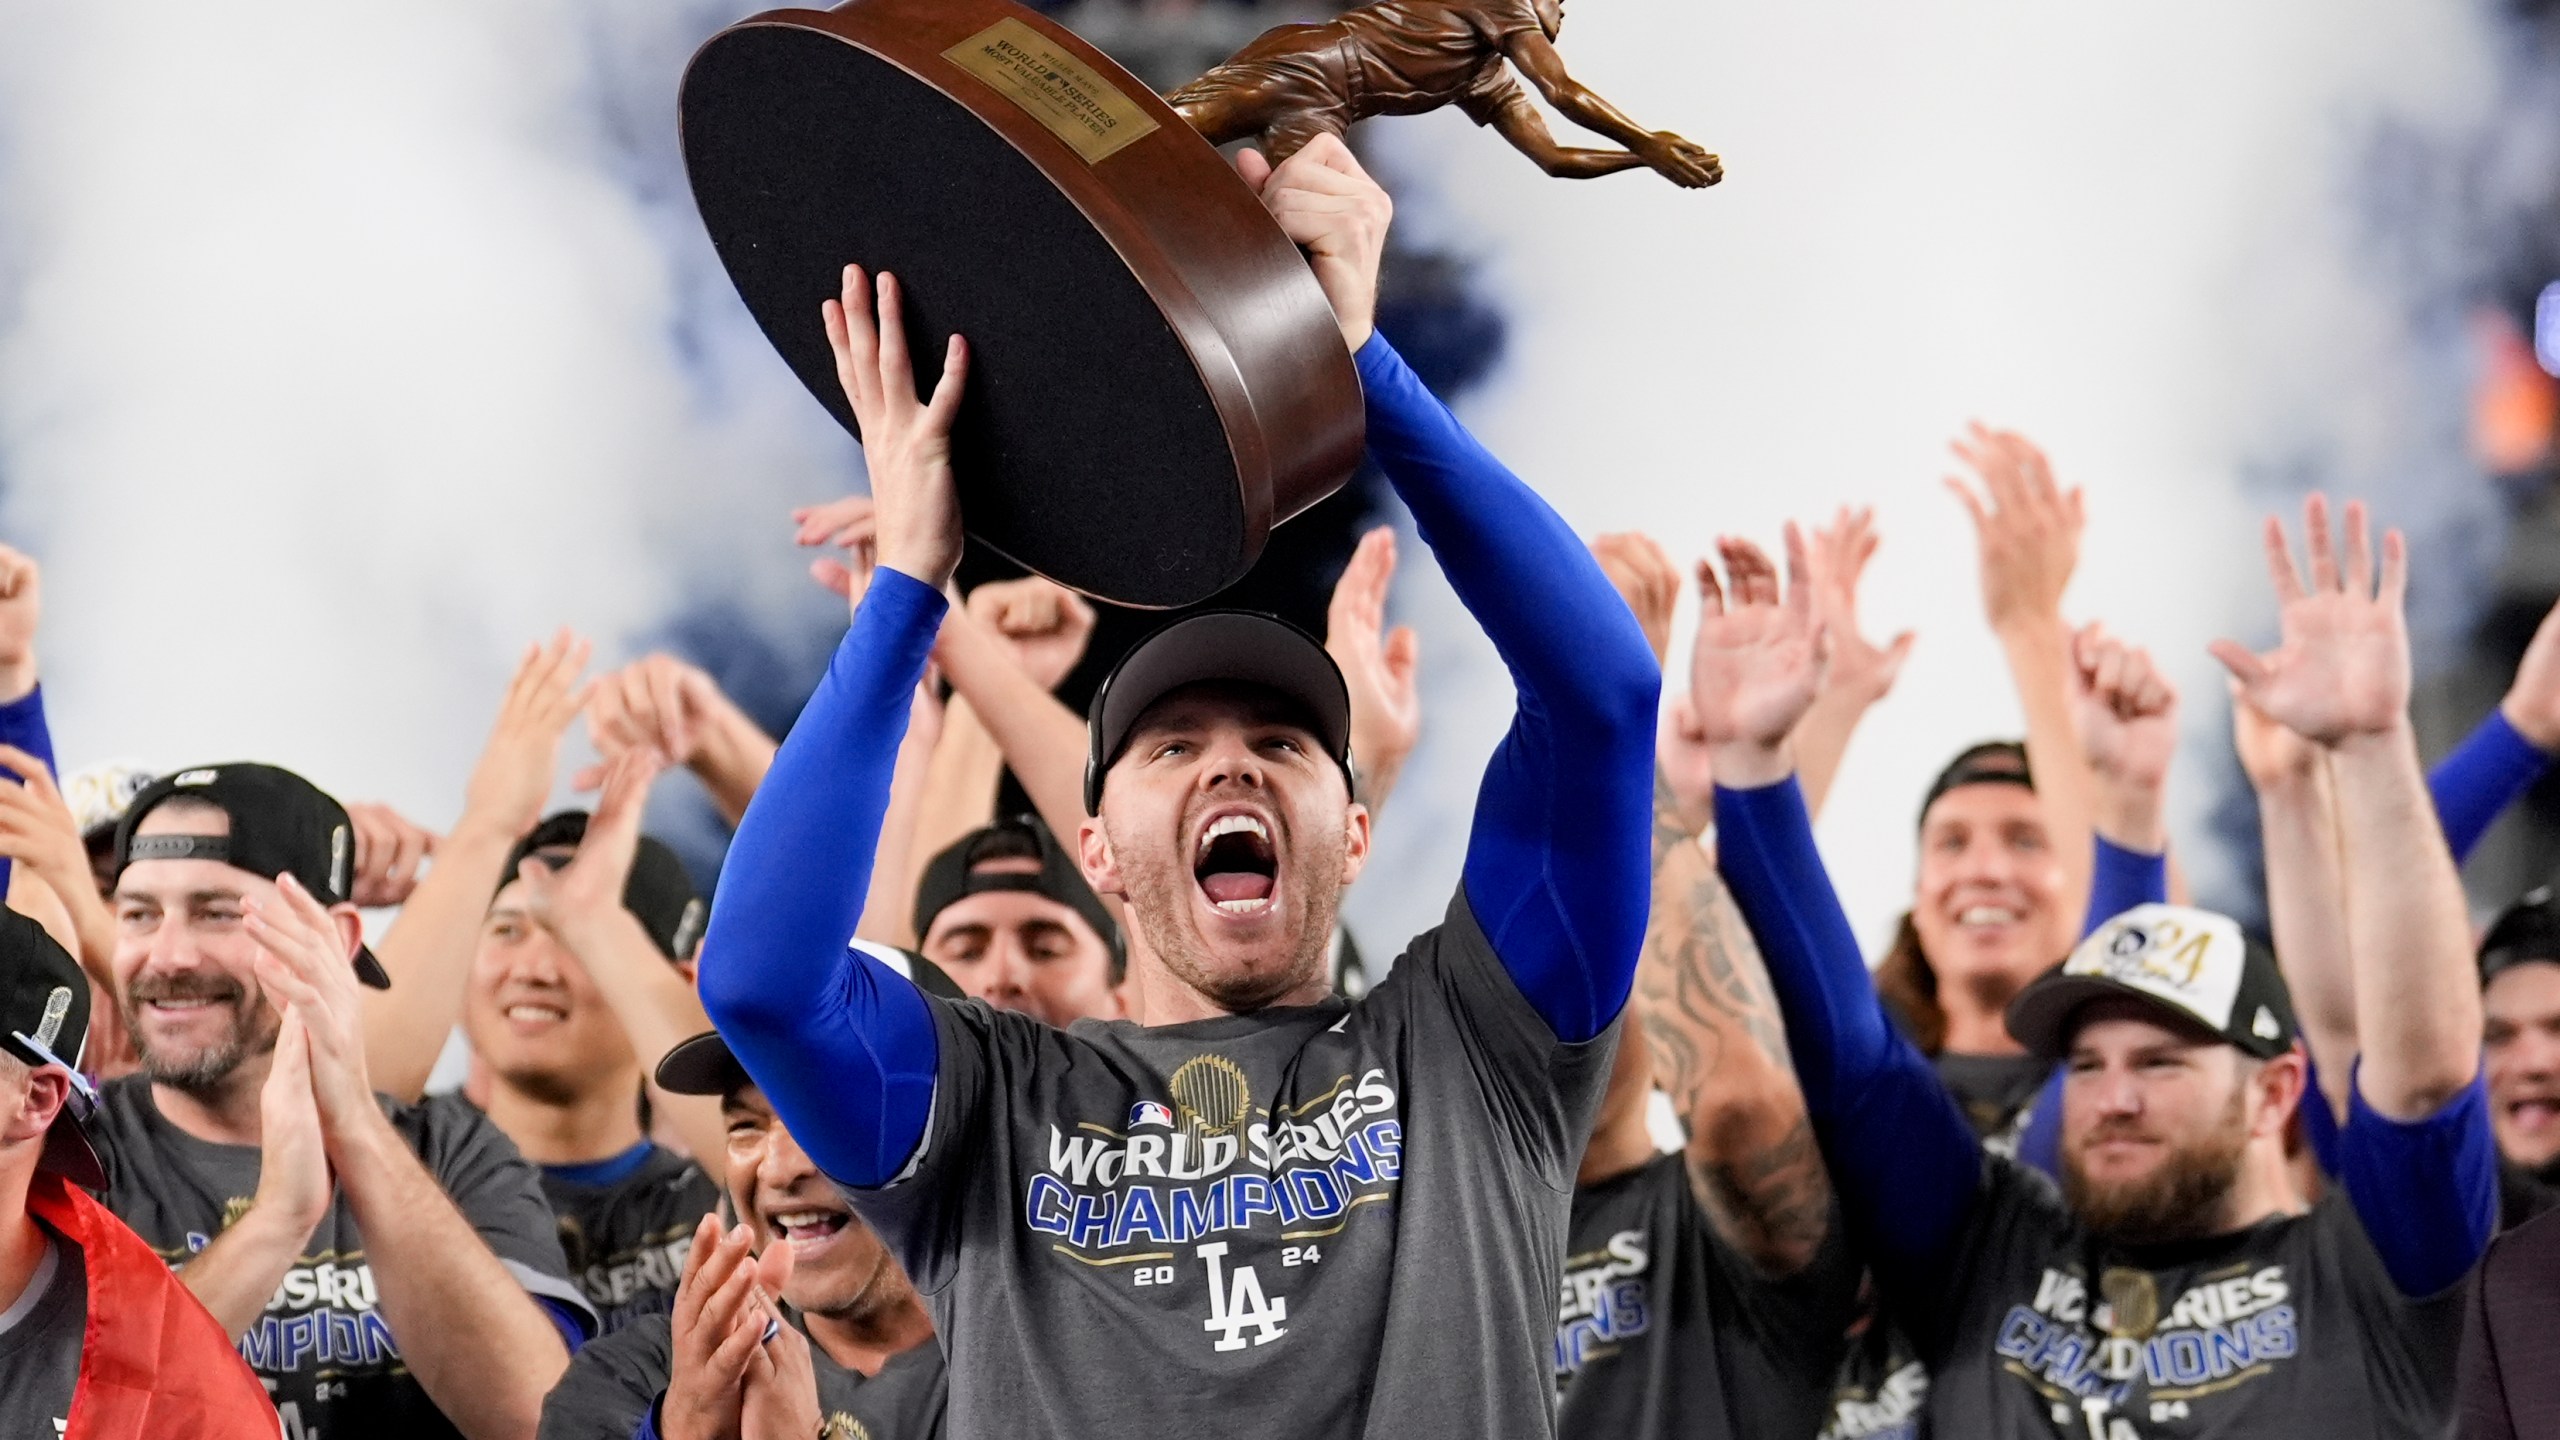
681, 0, 1366, 608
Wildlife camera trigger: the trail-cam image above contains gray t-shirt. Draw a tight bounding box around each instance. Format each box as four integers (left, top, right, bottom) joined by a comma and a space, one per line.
1906, 1158, 2462, 1436
93, 1077, 595, 1440
537, 1308, 946, 1440
538, 1145, 721, 1335
1554, 1152, 1855, 1439
854, 890, 1617, 1440
0, 1222, 84, 1438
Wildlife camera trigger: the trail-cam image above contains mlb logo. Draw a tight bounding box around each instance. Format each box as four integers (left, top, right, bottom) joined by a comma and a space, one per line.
1128, 1101, 1174, 1130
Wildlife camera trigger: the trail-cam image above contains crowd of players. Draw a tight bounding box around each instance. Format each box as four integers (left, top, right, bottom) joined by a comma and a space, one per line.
5, 135, 2560, 1440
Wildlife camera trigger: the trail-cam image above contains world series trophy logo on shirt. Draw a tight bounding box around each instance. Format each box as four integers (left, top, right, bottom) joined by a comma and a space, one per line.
681, 0, 1715, 607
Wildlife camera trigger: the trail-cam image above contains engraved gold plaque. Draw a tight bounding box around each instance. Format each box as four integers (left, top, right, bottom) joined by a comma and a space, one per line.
943, 18, 1160, 165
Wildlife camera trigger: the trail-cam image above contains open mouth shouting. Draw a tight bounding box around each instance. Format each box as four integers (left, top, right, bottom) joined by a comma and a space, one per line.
763, 1201, 854, 1259
1194, 809, 1280, 919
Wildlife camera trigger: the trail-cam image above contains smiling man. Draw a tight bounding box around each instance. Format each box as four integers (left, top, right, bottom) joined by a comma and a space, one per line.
95, 762, 594, 1440
1695, 503, 2496, 1436
2472, 891, 2560, 1224
466, 758, 724, 1335
538, 1028, 943, 1440
911, 815, 1122, 1027
697, 134, 1656, 1440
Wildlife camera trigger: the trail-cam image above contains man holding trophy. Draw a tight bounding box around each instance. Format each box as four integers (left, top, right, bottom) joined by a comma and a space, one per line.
693, 130, 1660, 1438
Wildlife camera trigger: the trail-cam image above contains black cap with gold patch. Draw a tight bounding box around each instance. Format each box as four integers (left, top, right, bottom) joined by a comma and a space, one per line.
111, 763, 392, 989
2007, 903, 2299, 1061
0, 907, 106, 1189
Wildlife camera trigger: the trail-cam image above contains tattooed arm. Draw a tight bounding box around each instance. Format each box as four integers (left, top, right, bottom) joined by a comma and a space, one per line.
1639, 765, 1833, 1278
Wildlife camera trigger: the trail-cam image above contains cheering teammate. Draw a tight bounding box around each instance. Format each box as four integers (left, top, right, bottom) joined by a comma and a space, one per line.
698, 133, 1656, 1439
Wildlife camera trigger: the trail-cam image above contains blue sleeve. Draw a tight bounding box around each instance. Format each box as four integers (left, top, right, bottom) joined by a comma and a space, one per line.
1713, 777, 1984, 1287
2083, 834, 2166, 939
2430, 708, 2550, 866
2335, 1065, 2499, 1296
536, 1297, 588, 1354
694, 571, 947, 1189
1356, 335, 1657, 1045
2016, 1066, 2065, 1180
635, 1396, 665, 1440
0, 685, 57, 898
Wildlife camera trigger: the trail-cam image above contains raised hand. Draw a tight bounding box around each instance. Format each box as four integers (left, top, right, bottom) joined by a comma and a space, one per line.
2499, 590, 2560, 751
1657, 694, 1716, 840
515, 751, 665, 940
1235, 134, 1391, 351
2072, 624, 2178, 852
1805, 506, 1913, 705
1325, 527, 1421, 812
244, 874, 376, 1140
1687, 527, 1829, 788
1591, 531, 1679, 667
461, 631, 591, 844
824, 267, 968, 592
345, 803, 438, 909
967, 575, 1097, 692
2209, 494, 2411, 749
664, 1216, 761, 1440
2231, 685, 2324, 794
796, 493, 878, 617
0, 744, 110, 926
1946, 423, 2084, 633
0, 544, 40, 699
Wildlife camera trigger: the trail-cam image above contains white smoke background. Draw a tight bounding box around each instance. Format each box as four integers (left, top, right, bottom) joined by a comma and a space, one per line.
1343, 0, 2532, 949
0, 0, 2539, 959
0, 0, 851, 847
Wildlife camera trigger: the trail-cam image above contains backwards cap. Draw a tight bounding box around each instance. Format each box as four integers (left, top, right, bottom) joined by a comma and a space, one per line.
112, 763, 391, 989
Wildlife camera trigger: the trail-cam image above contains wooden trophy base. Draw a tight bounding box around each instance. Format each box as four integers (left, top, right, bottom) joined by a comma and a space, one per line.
681, 0, 1366, 608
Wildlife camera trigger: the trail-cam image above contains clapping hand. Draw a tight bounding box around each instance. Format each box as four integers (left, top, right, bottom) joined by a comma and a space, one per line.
2209, 494, 2411, 749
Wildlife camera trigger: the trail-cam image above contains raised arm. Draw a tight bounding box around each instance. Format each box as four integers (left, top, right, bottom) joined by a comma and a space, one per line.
1946, 425, 2096, 935
1327, 528, 1424, 816
2236, 690, 2357, 1122
1692, 530, 1982, 1290
2430, 590, 2560, 863
577, 654, 779, 830
2071, 624, 2176, 932
1646, 709, 1831, 1277
907, 575, 1096, 867
1249, 137, 1657, 1043
695, 266, 963, 1189
2212, 495, 2496, 1294
367, 634, 591, 1102
0, 546, 56, 902
1795, 507, 1912, 818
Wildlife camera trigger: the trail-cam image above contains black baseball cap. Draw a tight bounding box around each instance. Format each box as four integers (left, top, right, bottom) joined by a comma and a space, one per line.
1919, 740, 2033, 829
656, 950, 965, 1096
912, 816, 1121, 976
0, 908, 105, 1189
502, 813, 708, 963
2480, 887, 2560, 986
1084, 611, 1353, 814
112, 763, 391, 989
2007, 903, 2299, 1060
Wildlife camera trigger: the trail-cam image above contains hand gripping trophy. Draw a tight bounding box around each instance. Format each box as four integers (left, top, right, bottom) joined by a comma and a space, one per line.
1169, 0, 1720, 187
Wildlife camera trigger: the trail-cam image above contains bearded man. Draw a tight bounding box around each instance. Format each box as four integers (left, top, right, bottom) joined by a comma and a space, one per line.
1688, 502, 2495, 1437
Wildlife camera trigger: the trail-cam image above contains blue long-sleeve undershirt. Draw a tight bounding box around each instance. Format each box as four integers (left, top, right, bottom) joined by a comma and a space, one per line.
0, 685, 56, 899
694, 570, 945, 1189
2432, 708, 2551, 865
1714, 777, 1982, 1289
1355, 335, 1656, 1045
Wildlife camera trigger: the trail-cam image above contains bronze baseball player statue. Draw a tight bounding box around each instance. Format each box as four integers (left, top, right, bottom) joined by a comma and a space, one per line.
1169, 0, 1719, 186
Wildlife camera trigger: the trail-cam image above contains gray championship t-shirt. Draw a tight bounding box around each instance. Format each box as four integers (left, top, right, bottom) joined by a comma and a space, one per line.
537, 1308, 946, 1440
853, 890, 1617, 1440
1907, 1157, 2462, 1437
539, 1145, 721, 1335
1554, 1151, 1855, 1439
93, 1078, 595, 1440
0, 1221, 84, 1437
